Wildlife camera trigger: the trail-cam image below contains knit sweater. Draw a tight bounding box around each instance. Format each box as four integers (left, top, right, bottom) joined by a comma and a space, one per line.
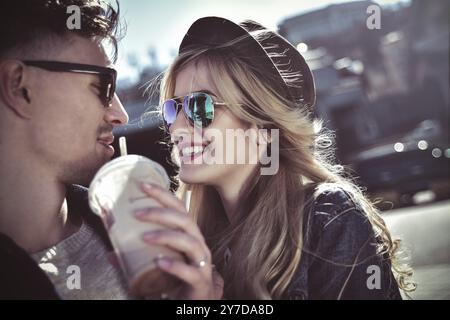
0, 185, 132, 299
30, 219, 131, 299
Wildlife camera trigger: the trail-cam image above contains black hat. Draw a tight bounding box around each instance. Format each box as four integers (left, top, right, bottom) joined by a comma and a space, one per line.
179, 16, 315, 109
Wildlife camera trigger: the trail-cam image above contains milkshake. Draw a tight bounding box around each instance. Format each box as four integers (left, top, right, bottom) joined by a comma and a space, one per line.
89, 152, 184, 298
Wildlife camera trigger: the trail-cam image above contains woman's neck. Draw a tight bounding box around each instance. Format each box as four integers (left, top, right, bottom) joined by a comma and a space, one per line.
213, 165, 259, 222
215, 185, 240, 222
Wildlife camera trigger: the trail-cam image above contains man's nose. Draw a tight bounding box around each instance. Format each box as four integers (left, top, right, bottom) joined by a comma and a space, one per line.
105, 93, 129, 126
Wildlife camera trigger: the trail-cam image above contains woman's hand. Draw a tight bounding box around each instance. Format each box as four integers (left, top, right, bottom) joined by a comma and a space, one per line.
134, 182, 223, 300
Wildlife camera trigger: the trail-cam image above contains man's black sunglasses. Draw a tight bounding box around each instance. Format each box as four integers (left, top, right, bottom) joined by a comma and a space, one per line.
22, 60, 117, 105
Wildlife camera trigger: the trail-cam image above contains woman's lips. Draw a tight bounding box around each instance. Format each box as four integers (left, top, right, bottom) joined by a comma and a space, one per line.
179, 142, 213, 164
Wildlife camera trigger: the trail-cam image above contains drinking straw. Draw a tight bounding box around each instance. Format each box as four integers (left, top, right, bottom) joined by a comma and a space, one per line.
185, 190, 192, 211
119, 136, 127, 156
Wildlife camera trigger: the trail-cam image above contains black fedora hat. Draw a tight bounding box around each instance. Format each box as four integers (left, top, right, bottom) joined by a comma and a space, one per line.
179, 16, 316, 110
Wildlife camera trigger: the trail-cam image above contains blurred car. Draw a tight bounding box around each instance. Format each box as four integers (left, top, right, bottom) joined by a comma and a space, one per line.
351, 121, 450, 207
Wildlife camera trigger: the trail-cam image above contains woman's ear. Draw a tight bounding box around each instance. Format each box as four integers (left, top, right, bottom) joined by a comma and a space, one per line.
246, 123, 273, 146
257, 125, 272, 146
0, 61, 33, 119
247, 123, 261, 145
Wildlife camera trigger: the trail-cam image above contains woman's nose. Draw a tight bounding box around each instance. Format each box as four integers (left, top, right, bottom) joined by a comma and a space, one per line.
169, 107, 191, 134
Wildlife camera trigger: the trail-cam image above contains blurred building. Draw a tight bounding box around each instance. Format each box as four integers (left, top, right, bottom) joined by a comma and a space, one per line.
407, 0, 449, 119
278, 0, 373, 45
278, 0, 449, 200
278, 0, 449, 155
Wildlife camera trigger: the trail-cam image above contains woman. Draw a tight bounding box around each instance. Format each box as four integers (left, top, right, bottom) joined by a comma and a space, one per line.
139, 16, 415, 299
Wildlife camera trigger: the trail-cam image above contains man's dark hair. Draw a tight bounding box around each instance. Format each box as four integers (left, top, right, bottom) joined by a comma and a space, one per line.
0, 0, 122, 61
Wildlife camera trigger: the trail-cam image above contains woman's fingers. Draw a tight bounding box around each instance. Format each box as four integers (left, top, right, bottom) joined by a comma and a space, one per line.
135, 207, 204, 245
156, 258, 213, 297
143, 229, 211, 267
212, 269, 224, 299
140, 182, 186, 213
136, 182, 219, 299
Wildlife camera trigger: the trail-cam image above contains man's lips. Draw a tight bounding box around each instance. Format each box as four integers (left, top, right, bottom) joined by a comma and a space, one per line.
98, 135, 115, 154
98, 135, 114, 145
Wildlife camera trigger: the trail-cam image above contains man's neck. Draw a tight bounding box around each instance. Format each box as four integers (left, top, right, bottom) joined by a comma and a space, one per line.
0, 148, 80, 253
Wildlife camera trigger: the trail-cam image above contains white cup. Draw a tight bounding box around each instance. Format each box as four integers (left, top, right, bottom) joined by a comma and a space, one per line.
89, 155, 184, 298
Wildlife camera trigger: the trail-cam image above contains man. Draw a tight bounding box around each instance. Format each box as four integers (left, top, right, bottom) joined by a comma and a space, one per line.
0, 0, 130, 299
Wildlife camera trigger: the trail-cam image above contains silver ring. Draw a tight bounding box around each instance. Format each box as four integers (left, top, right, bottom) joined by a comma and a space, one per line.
196, 257, 208, 268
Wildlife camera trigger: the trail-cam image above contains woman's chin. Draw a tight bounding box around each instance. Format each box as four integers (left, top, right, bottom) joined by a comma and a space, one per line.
180, 163, 223, 185
179, 168, 207, 185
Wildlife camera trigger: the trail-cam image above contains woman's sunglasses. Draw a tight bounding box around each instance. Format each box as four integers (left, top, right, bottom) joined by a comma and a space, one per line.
162, 92, 226, 129
22, 60, 117, 106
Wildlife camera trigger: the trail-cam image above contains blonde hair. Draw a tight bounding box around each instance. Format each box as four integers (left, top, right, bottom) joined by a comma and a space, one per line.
158, 46, 416, 299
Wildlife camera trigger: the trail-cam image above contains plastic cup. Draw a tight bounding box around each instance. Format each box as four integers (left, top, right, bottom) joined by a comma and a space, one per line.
88, 154, 184, 298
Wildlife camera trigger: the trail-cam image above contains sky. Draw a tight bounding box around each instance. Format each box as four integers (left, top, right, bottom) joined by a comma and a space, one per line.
112, 0, 410, 81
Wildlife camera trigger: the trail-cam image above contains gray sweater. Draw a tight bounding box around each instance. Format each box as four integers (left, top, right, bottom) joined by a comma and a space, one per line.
31, 221, 131, 300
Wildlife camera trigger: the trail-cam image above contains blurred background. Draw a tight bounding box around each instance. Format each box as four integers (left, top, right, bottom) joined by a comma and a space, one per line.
109, 0, 449, 299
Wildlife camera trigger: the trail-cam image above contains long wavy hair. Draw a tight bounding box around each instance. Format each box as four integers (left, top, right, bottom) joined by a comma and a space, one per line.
157, 44, 415, 299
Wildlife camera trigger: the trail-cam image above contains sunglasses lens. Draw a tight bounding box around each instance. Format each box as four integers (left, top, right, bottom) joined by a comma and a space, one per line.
183, 93, 214, 128
99, 74, 115, 104
108, 73, 116, 102
162, 99, 178, 127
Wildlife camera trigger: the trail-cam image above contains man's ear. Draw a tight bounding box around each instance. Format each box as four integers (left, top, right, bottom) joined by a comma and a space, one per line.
0, 61, 33, 119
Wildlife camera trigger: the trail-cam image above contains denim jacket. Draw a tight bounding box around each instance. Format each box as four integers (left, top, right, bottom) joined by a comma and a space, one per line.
287, 183, 402, 300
